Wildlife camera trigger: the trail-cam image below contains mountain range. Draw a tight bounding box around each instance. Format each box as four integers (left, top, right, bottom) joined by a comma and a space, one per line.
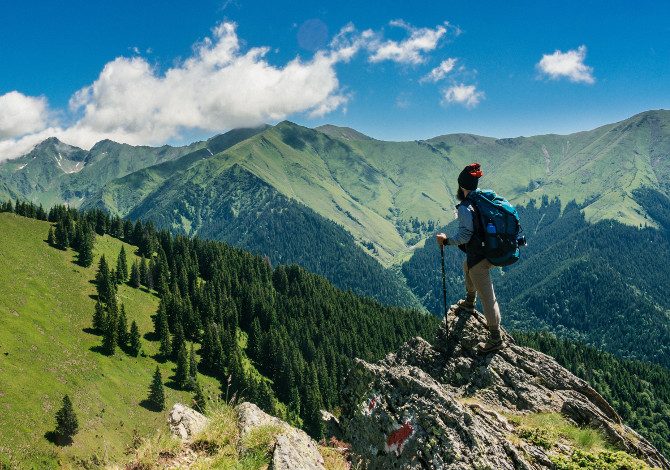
1, 110, 669, 310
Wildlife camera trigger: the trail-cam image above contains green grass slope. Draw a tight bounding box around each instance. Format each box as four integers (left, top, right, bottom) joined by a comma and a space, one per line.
0, 213, 217, 468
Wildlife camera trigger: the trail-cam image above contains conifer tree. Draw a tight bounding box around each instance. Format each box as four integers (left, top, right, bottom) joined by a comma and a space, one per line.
54, 220, 69, 250
92, 300, 105, 332
78, 227, 94, 268
174, 343, 190, 389
102, 310, 117, 355
188, 343, 198, 383
116, 246, 128, 283
96, 255, 112, 303
249, 317, 263, 362
70, 221, 83, 251
303, 367, 324, 439
140, 256, 149, 287
130, 261, 141, 288
158, 307, 171, 358
117, 304, 128, 348
129, 320, 141, 357
54, 395, 79, 443
47, 227, 55, 246
171, 322, 185, 361
192, 379, 206, 412
148, 367, 165, 411
288, 386, 302, 421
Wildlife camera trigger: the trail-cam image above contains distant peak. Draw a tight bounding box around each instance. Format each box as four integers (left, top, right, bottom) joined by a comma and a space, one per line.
315, 124, 373, 141
275, 120, 300, 128
36, 136, 62, 147
90, 139, 122, 151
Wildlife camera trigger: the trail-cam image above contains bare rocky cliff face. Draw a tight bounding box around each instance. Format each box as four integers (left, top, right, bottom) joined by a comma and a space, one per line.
338, 305, 670, 469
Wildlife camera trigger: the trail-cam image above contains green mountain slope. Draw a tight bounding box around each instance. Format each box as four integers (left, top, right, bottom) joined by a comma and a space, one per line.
86, 110, 670, 267
3, 110, 668, 268
127, 164, 421, 308
0, 137, 202, 209
82, 126, 270, 215
0, 213, 218, 467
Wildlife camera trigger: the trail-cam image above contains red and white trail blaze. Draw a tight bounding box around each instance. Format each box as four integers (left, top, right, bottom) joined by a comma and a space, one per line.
385, 421, 415, 455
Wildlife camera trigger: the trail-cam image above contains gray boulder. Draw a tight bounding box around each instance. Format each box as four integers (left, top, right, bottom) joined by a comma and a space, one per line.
167, 402, 209, 441
236, 402, 326, 470
339, 305, 670, 469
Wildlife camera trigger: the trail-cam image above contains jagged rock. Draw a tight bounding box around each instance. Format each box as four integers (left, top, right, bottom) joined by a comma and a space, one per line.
340, 306, 670, 469
167, 403, 209, 441
236, 402, 326, 470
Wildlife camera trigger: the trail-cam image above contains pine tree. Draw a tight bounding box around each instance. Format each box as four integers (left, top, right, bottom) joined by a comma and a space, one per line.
192, 379, 206, 412
47, 227, 55, 246
158, 307, 171, 358
174, 343, 190, 390
303, 367, 324, 439
102, 310, 117, 355
92, 301, 105, 332
148, 367, 165, 411
96, 255, 112, 304
130, 261, 141, 288
129, 320, 141, 357
189, 343, 198, 382
249, 317, 263, 362
54, 395, 79, 443
54, 220, 69, 250
78, 227, 94, 268
117, 304, 128, 348
171, 322, 185, 361
140, 256, 149, 287
116, 246, 128, 283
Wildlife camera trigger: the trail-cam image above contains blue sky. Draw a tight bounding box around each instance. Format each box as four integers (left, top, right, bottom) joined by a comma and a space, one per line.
0, 0, 669, 157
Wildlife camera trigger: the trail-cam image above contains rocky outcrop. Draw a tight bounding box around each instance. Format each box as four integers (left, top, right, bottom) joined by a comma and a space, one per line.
339, 305, 670, 469
237, 402, 326, 470
168, 403, 209, 441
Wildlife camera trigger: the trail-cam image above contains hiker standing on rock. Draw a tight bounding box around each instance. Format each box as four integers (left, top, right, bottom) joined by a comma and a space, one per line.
436, 163, 504, 353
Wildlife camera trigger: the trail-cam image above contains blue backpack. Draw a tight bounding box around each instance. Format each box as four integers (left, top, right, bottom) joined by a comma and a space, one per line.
469, 189, 523, 266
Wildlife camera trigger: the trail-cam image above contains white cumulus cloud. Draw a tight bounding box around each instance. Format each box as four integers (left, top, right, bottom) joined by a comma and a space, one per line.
0, 19, 455, 160
420, 58, 457, 83
367, 20, 448, 65
537, 45, 595, 84
0, 21, 360, 160
0, 91, 51, 139
442, 84, 484, 108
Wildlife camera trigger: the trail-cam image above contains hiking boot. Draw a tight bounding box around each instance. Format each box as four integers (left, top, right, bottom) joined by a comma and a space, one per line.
455, 298, 476, 314
477, 327, 505, 354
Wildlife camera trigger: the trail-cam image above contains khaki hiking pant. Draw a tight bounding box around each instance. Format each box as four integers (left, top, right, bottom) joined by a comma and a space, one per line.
463, 259, 501, 330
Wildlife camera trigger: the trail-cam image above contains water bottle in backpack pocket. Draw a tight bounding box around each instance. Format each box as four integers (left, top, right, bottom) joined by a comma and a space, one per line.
485, 221, 499, 252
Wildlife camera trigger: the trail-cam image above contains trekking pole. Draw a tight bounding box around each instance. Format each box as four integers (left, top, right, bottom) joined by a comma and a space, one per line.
440, 244, 449, 336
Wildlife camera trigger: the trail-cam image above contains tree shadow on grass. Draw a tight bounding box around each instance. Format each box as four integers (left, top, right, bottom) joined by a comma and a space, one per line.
89, 345, 112, 356
143, 331, 159, 342
164, 379, 181, 391
139, 399, 164, 413
44, 430, 72, 446
82, 327, 99, 336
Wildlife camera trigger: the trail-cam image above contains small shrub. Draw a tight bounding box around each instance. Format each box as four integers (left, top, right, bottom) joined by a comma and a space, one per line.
551, 449, 651, 470
518, 426, 553, 449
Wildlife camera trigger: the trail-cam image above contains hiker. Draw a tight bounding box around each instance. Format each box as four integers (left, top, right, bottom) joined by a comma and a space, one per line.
436, 163, 504, 353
